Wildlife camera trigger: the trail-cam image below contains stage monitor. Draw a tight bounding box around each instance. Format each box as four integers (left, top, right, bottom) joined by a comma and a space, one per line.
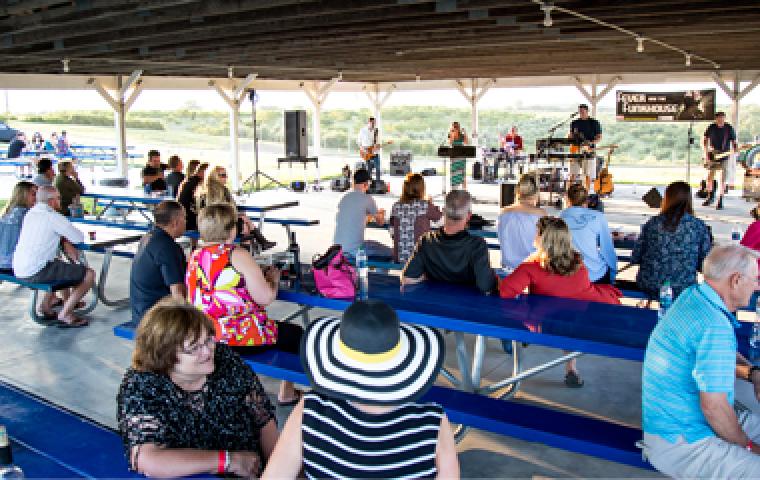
615, 89, 716, 122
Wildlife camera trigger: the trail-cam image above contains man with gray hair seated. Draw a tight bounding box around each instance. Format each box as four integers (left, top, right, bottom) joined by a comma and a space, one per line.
12, 185, 95, 327
642, 244, 760, 476
401, 190, 496, 294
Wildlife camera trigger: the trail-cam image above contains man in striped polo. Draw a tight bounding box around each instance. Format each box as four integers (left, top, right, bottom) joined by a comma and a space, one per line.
641, 245, 760, 476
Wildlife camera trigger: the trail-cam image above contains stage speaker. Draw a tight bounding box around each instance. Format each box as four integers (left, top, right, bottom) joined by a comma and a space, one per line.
284, 110, 308, 158
500, 182, 517, 207
642, 187, 663, 209
421, 168, 437, 177
290, 180, 305, 192
368, 179, 388, 195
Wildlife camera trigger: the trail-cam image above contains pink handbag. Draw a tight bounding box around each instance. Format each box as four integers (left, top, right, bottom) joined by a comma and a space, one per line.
312, 245, 357, 299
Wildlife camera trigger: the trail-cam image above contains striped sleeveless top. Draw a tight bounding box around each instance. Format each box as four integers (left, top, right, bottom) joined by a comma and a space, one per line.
302, 392, 444, 479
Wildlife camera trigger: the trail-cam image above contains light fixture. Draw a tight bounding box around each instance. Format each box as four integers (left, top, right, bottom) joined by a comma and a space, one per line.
338, 71, 343, 80
395, 50, 404, 56
684, 53, 691, 67
62, 58, 70, 73
416, 74, 421, 82
227, 66, 234, 78
636, 36, 644, 53
541, 3, 553, 28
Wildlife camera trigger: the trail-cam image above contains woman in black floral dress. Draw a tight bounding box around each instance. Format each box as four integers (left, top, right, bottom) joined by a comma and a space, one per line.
116, 299, 278, 477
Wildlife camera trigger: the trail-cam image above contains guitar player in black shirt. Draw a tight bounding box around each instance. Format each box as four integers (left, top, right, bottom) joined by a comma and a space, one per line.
702, 111, 737, 210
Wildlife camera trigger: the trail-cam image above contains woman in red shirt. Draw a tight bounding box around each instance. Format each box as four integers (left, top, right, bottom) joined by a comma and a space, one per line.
499, 216, 621, 387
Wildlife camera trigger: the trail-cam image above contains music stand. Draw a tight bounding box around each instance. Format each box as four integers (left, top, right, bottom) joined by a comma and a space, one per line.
241, 89, 288, 192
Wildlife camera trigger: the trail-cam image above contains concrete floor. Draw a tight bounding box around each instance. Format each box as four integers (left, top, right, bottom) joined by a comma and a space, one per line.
1, 174, 752, 478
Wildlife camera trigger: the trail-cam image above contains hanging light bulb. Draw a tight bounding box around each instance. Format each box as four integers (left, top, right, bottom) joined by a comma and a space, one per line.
541, 3, 553, 28
62, 58, 70, 73
227, 66, 234, 78
636, 37, 644, 53
685, 53, 691, 67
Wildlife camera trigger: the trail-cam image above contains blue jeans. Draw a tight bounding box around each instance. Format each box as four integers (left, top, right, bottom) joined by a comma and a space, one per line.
367, 154, 381, 181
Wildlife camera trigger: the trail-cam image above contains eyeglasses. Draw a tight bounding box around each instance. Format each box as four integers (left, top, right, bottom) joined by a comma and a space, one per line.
218, 173, 228, 178
181, 336, 216, 355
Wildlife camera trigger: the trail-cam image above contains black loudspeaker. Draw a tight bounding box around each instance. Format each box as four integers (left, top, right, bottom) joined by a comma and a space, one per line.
368, 179, 387, 195
500, 182, 517, 207
421, 168, 436, 176
291, 180, 305, 192
472, 161, 483, 181
390, 151, 412, 176
284, 110, 308, 158
642, 187, 663, 209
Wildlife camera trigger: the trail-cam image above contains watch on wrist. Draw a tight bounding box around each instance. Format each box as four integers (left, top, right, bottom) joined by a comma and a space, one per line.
748, 365, 760, 382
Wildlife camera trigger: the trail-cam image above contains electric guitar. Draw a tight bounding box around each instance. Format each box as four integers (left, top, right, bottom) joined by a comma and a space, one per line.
360, 140, 393, 161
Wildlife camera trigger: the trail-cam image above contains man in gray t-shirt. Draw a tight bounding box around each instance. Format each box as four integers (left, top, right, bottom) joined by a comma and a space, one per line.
333, 169, 387, 257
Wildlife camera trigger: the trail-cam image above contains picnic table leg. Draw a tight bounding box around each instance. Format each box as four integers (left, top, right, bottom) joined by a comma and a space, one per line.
450, 332, 476, 442
95, 197, 113, 220
135, 201, 154, 224
93, 249, 130, 308
73, 253, 99, 314
479, 350, 584, 398
28, 290, 53, 325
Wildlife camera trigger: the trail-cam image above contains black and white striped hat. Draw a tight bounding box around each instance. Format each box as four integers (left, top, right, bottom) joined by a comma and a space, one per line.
300, 300, 444, 405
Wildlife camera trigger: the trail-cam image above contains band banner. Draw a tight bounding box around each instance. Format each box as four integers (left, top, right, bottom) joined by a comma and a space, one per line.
615, 89, 716, 122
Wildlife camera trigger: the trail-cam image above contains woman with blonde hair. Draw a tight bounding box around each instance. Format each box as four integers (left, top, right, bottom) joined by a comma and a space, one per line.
499, 216, 621, 387
497, 173, 547, 271
186, 204, 301, 405
0, 181, 36, 270
200, 166, 275, 251
389, 173, 442, 264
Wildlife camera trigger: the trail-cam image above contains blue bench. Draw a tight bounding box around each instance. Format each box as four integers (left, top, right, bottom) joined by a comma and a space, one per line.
112, 324, 648, 470
0, 379, 135, 477
0, 270, 92, 324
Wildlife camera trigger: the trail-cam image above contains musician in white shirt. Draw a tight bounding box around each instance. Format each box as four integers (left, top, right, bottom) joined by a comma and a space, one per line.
357, 117, 381, 182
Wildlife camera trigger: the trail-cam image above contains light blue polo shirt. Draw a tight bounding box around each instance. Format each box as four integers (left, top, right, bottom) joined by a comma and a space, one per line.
642, 282, 739, 443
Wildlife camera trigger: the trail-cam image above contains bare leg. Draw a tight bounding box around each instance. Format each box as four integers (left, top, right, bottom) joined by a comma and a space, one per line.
58, 268, 94, 323
38, 291, 57, 316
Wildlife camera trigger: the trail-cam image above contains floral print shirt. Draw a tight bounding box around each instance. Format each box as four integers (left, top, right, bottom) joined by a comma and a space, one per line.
186, 243, 277, 346
631, 213, 712, 298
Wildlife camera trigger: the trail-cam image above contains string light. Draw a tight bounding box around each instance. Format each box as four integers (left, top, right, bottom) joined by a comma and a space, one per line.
541, 3, 553, 28
62, 58, 70, 73
685, 54, 691, 67
636, 37, 644, 53
227, 66, 234, 78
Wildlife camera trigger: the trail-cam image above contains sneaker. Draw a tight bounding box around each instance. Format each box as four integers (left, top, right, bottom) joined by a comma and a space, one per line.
564, 371, 584, 388
716, 196, 724, 210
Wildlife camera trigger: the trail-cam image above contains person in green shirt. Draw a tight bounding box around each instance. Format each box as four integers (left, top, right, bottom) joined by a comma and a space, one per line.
53, 161, 84, 217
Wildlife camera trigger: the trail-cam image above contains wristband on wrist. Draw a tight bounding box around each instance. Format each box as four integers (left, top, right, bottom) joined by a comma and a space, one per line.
217, 450, 226, 474
747, 440, 753, 452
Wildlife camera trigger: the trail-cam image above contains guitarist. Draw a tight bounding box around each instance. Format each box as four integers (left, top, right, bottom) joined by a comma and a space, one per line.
702, 111, 737, 210
568, 103, 602, 193
358, 117, 382, 182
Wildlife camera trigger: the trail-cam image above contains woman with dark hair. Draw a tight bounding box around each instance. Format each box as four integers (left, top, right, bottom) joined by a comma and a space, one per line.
631, 181, 712, 300
390, 173, 442, 264
499, 216, 622, 387
177, 161, 208, 231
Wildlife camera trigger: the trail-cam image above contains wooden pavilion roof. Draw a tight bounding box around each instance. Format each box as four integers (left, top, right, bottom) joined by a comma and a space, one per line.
0, 0, 758, 82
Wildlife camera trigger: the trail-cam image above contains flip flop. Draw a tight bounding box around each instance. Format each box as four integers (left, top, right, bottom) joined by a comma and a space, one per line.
277, 389, 303, 407
50, 298, 64, 309
55, 317, 89, 329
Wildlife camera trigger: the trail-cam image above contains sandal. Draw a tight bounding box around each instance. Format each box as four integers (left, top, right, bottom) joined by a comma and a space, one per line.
564, 371, 584, 388
277, 389, 303, 407
55, 316, 89, 329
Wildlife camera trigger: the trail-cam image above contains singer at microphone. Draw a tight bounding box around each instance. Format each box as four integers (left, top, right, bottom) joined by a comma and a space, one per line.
567, 103, 603, 191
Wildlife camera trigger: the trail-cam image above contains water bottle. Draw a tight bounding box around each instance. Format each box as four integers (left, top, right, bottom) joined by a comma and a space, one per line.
658, 280, 673, 322
0, 426, 24, 479
356, 246, 369, 300
288, 232, 300, 288
731, 224, 742, 245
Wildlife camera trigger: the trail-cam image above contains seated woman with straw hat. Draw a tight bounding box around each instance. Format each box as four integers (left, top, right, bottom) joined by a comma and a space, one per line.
262, 300, 459, 479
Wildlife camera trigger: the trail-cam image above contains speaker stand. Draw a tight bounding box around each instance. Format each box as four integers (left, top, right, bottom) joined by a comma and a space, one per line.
241, 90, 289, 192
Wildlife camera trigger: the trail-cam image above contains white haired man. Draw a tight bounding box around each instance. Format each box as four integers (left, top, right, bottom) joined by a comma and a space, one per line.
401, 190, 496, 294
12, 186, 95, 327
642, 245, 760, 476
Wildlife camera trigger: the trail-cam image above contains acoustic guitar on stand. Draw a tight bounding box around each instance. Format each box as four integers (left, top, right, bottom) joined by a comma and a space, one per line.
593, 144, 619, 197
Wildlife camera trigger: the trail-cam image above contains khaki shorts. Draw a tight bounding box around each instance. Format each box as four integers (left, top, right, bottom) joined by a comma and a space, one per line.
642, 408, 760, 478
568, 157, 597, 179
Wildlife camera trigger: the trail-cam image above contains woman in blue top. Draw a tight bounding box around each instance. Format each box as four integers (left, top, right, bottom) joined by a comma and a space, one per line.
631, 181, 712, 300
0, 181, 37, 270
560, 184, 617, 284
497, 173, 547, 271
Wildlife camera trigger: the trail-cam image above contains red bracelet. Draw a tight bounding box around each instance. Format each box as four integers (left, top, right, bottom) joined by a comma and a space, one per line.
747, 440, 753, 452
218, 450, 226, 474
